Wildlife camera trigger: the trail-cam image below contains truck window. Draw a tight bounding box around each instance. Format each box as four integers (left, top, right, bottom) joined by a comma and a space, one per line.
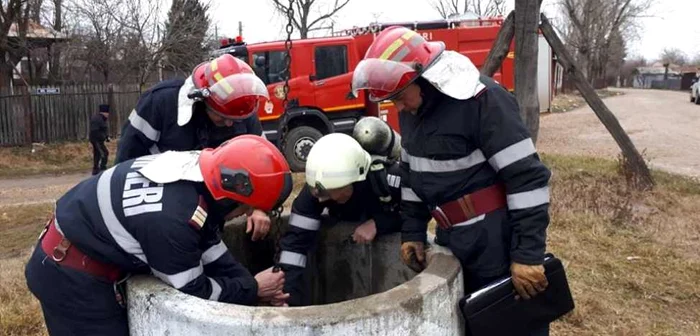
314, 45, 348, 80
251, 51, 289, 85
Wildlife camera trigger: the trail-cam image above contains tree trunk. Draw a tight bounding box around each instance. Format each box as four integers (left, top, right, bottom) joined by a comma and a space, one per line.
481, 11, 514, 77
514, 0, 541, 143
50, 0, 62, 82
540, 14, 654, 190
482, 0, 544, 78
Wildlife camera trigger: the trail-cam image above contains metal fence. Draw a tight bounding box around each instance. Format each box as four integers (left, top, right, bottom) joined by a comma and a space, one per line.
0, 84, 145, 146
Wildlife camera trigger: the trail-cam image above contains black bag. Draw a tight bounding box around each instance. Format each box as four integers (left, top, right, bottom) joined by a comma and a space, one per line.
459, 254, 575, 336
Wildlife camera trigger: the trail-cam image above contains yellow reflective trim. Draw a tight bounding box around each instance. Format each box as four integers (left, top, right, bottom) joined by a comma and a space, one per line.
325, 103, 365, 112
379, 39, 405, 60
401, 30, 417, 40
210, 60, 218, 72
214, 73, 224, 82
219, 80, 234, 94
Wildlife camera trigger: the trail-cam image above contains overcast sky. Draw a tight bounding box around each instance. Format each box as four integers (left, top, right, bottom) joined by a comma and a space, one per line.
208, 0, 700, 62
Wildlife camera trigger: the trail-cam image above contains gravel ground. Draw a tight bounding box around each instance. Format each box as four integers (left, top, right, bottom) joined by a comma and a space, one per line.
539, 88, 700, 178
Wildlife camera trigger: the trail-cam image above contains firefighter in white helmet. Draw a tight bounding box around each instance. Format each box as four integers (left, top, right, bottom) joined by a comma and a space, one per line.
276, 132, 403, 306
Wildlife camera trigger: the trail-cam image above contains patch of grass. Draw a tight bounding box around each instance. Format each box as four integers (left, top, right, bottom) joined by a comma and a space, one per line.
0, 252, 48, 336
541, 154, 700, 335
0, 203, 54, 336
0, 204, 54, 258
0, 141, 118, 178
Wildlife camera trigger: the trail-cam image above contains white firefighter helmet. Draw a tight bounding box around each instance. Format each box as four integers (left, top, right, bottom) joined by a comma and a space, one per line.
305, 133, 372, 190
352, 116, 402, 161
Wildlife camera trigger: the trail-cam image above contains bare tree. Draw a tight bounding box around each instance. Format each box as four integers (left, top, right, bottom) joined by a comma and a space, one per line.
113, 0, 168, 86
67, 0, 126, 82
430, 0, 506, 19
270, 0, 350, 39
0, 0, 32, 87
658, 48, 687, 66
559, 0, 652, 87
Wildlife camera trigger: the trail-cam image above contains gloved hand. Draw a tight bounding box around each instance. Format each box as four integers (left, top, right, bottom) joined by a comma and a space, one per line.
401, 241, 426, 272
510, 262, 548, 300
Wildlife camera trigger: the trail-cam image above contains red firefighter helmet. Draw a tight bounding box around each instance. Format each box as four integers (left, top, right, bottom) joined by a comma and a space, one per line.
191, 54, 269, 120
199, 134, 292, 212
352, 26, 445, 102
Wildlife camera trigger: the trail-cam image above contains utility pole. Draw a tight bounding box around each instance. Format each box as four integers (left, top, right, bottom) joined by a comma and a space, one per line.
238, 21, 243, 36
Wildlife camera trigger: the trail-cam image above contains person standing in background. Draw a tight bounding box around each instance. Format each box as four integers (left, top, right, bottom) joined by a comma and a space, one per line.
89, 104, 110, 175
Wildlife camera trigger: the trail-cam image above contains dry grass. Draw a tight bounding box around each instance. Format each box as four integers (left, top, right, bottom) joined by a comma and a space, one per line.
1, 154, 699, 336
550, 89, 624, 113
543, 154, 700, 336
0, 203, 54, 336
0, 141, 118, 178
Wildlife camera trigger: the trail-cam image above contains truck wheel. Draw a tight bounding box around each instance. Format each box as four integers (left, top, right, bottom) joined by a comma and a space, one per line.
282, 126, 323, 172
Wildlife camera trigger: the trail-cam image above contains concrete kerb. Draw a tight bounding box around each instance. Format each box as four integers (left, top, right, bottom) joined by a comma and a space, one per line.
128, 223, 464, 335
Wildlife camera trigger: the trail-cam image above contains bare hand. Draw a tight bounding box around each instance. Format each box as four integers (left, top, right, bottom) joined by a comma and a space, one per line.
269, 291, 291, 307
400, 241, 426, 272
352, 219, 377, 244
255, 267, 285, 299
247, 209, 271, 241
511, 262, 548, 300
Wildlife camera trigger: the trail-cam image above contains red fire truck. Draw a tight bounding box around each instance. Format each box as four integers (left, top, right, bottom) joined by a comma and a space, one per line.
212, 17, 529, 171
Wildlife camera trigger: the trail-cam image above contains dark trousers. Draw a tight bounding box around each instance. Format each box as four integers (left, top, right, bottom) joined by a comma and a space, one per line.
91, 140, 108, 175
25, 244, 128, 336
435, 209, 550, 336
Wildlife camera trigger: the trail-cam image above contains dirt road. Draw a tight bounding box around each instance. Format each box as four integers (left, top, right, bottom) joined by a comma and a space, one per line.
0, 172, 89, 207
539, 88, 700, 178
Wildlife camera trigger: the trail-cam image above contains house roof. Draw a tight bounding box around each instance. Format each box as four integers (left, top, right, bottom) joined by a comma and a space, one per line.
635, 66, 681, 75
7, 20, 68, 40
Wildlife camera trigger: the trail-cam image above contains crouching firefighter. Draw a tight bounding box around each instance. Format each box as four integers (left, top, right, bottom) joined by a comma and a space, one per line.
25, 135, 293, 336
352, 26, 553, 336
115, 54, 275, 244
277, 132, 403, 306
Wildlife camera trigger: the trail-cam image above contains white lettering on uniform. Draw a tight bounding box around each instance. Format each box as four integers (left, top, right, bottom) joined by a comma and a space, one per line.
123, 160, 164, 217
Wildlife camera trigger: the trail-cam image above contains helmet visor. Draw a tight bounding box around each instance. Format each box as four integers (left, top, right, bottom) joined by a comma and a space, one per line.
351, 59, 418, 102
208, 73, 269, 106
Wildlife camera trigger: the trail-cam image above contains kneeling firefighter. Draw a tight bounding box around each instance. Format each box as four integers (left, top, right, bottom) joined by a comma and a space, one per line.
277, 132, 404, 306
25, 135, 293, 336
352, 26, 553, 336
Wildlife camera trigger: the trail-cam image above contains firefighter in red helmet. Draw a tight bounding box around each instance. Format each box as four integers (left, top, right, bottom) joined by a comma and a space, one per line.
26, 135, 294, 336
116, 54, 276, 243
353, 26, 553, 336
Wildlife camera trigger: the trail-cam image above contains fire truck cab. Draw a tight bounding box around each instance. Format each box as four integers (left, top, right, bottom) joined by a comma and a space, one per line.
212, 17, 551, 172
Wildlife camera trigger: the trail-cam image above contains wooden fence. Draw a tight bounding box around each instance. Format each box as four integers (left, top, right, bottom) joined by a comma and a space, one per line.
0, 83, 146, 146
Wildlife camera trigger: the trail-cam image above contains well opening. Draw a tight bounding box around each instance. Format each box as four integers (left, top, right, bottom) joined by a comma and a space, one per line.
221, 214, 418, 305
127, 213, 465, 335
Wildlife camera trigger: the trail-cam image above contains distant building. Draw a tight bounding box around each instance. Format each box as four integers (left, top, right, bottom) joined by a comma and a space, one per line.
631, 66, 682, 90
5, 20, 69, 87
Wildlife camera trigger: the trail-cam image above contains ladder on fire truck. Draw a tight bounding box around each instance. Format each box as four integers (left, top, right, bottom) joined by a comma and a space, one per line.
331, 16, 506, 37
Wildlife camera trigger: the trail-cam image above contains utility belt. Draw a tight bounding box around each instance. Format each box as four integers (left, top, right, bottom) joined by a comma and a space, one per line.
430, 184, 507, 230
39, 217, 123, 283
